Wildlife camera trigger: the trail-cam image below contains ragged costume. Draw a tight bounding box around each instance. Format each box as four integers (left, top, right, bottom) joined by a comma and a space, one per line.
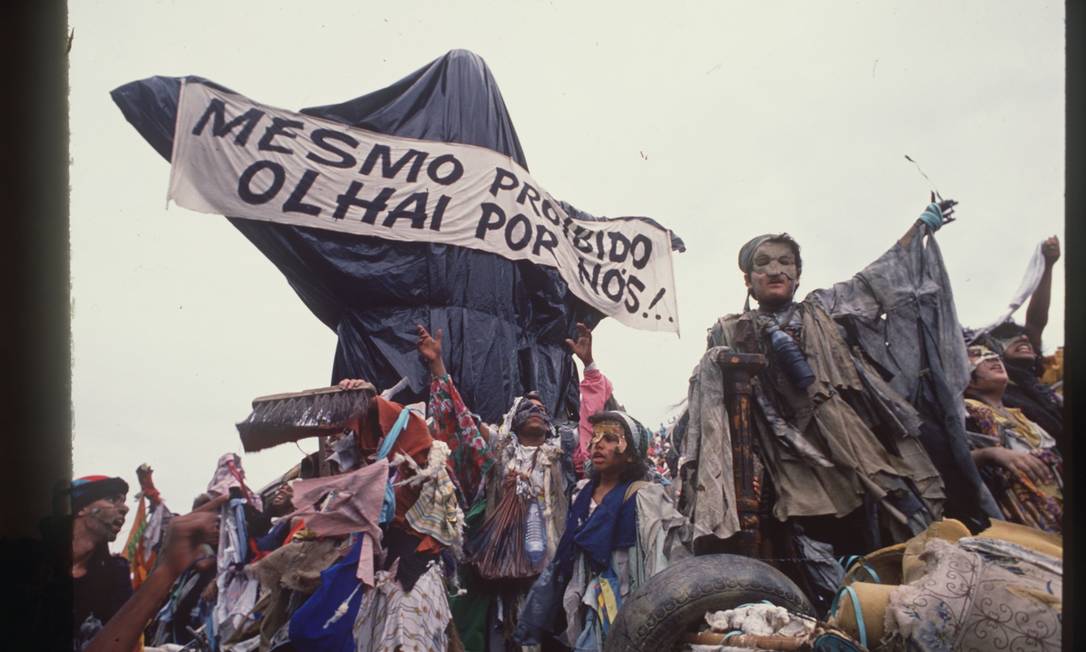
430, 371, 583, 651
514, 411, 686, 651
675, 221, 1001, 609
207, 397, 464, 652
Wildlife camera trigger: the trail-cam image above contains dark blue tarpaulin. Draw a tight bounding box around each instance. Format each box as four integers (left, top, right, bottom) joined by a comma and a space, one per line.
111, 49, 682, 422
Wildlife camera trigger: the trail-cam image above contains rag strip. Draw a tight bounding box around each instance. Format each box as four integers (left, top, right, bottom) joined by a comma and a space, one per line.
399, 440, 465, 548
285, 459, 389, 587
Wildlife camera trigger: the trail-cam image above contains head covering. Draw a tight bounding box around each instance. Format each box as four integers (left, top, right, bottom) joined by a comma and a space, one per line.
737, 233, 803, 276
69, 475, 129, 514
588, 410, 650, 458
509, 392, 554, 436
988, 321, 1033, 356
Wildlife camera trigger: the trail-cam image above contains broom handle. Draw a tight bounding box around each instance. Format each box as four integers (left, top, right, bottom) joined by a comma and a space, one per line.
250, 383, 376, 405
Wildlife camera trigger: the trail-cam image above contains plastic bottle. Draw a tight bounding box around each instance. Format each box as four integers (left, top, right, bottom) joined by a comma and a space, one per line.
525, 499, 546, 566
765, 323, 816, 389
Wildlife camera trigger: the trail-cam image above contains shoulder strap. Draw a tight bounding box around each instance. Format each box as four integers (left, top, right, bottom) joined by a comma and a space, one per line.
623, 480, 650, 502
376, 407, 412, 460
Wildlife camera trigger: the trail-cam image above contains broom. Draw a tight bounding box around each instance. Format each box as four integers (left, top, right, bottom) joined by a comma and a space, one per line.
235, 382, 376, 453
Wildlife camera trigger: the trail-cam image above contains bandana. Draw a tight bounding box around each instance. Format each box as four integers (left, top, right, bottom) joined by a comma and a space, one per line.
69, 475, 129, 513
554, 477, 637, 579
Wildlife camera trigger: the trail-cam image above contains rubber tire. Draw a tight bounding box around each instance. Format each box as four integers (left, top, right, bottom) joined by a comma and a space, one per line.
604, 554, 814, 652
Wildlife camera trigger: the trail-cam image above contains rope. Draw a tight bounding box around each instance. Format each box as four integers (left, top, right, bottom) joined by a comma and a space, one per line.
859, 563, 881, 584
831, 585, 868, 648
838, 555, 882, 583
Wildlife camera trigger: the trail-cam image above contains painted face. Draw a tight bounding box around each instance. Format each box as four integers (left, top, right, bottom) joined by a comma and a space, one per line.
1001, 335, 1036, 363
590, 420, 628, 473
746, 241, 799, 306
80, 493, 129, 542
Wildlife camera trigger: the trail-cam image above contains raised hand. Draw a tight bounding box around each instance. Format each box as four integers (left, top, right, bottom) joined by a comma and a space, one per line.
1041, 236, 1060, 265
564, 322, 594, 366
917, 192, 958, 232
416, 324, 446, 376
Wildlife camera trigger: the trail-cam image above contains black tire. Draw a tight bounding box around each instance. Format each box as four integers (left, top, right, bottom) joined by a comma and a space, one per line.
604, 554, 814, 652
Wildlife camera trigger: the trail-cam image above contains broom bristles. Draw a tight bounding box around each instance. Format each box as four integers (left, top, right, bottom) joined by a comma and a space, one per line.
236, 384, 375, 452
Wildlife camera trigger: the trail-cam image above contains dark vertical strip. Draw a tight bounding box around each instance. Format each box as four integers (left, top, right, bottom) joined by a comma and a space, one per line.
1064, 2, 1082, 649
2, 1, 73, 649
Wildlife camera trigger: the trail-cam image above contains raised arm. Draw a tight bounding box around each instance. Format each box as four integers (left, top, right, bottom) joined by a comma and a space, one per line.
1024, 236, 1060, 352
86, 511, 219, 652
566, 322, 613, 474
418, 324, 493, 498
898, 196, 958, 248
813, 196, 959, 316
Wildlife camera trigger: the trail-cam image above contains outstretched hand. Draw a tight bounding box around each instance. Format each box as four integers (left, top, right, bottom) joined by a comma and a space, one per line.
416, 324, 446, 376
564, 322, 594, 366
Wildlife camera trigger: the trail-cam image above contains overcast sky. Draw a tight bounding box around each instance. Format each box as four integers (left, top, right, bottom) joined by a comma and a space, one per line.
68, 1, 1064, 550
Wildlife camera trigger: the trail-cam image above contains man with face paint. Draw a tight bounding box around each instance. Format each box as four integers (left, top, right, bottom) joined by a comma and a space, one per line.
68, 475, 134, 650
963, 345, 1061, 532
676, 197, 1001, 609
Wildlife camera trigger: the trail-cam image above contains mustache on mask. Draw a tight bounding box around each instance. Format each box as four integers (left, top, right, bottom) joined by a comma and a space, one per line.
760, 269, 795, 282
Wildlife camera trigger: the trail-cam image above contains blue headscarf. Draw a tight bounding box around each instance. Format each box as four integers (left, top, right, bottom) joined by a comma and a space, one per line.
553, 478, 638, 579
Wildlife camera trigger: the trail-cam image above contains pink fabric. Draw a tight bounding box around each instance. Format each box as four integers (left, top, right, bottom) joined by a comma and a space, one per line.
574, 367, 614, 474
206, 453, 263, 511
284, 459, 388, 586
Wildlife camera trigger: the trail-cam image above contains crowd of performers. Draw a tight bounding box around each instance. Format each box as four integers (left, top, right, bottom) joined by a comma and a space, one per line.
62, 198, 1063, 651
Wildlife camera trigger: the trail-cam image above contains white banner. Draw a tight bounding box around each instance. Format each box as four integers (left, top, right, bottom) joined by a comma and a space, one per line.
168, 81, 680, 333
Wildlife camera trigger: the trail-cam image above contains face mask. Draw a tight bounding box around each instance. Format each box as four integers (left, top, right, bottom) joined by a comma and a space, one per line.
750, 242, 798, 281
513, 400, 552, 432
967, 345, 1001, 371
590, 421, 627, 454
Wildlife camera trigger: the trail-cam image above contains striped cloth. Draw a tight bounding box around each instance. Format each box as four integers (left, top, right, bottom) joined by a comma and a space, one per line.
353, 563, 451, 651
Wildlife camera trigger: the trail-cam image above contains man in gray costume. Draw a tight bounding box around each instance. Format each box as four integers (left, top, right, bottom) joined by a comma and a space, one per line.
676, 197, 1000, 609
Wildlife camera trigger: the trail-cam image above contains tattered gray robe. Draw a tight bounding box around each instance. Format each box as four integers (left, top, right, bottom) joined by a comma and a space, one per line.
677, 225, 992, 547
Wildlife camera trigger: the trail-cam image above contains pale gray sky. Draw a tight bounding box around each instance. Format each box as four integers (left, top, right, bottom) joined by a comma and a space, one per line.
69, 1, 1064, 549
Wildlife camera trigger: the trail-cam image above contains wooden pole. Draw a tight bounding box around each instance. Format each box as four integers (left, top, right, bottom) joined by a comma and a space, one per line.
716, 350, 767, 558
